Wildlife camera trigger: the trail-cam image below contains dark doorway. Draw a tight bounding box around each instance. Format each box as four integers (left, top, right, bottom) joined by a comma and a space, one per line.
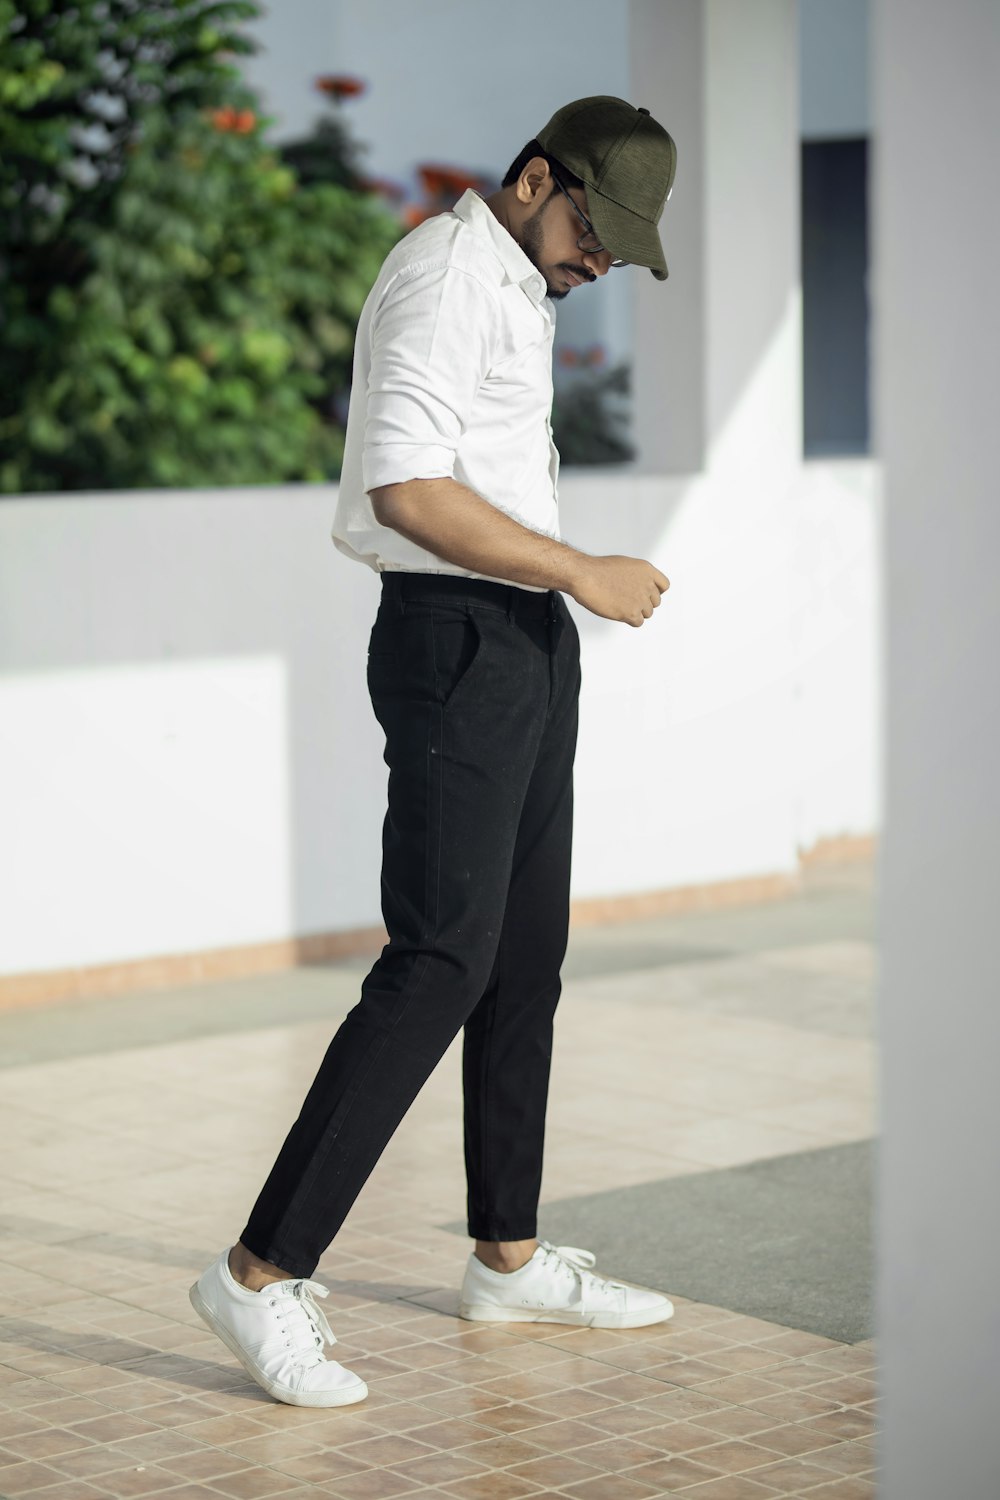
802, 137, 871, 456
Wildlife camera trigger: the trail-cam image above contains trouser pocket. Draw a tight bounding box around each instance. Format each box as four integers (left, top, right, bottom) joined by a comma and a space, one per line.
367, 602, 488, 711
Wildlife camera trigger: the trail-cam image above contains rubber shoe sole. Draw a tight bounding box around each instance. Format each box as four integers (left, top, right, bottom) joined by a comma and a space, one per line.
458, 1299, 674, 1329
189, 1281, 368, 1408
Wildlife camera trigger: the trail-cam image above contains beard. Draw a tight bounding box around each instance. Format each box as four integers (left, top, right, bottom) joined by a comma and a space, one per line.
519, 194, 573, 302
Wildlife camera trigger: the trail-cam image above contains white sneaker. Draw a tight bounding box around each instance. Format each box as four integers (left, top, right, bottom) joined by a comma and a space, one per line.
189, 1249, 368, 1408
459, 1240, 674, 1329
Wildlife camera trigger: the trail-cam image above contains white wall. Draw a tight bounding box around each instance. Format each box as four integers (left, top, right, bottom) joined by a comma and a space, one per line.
0, 464, 878, 976
790, 460, 881, 853
238, 0, 335, 144
875, 0, 1000, 1494
799, 0, 870, 139
0, 492, 382, 972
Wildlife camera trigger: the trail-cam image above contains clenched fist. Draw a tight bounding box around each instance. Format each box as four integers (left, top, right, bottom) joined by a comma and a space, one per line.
569, 554, 670, 627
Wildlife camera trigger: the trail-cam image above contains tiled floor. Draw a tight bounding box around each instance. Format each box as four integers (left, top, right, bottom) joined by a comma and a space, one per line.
1, 860, 878, 1498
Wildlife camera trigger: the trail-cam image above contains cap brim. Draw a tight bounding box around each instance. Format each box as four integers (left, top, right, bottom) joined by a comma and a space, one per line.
587, 190, 669, 280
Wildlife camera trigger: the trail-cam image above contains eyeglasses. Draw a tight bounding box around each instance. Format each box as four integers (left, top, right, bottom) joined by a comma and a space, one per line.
550, 170, 629, 268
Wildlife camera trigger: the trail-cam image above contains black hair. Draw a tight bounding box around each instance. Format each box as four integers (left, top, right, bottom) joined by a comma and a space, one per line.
501, 139, 585, 192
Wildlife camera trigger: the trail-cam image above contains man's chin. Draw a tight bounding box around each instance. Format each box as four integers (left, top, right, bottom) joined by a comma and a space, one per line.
545, 278, 570, 302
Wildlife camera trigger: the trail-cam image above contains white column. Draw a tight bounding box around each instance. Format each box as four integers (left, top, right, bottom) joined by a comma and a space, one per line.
874, 2, 1000, 1496
629, 0, 705, 474
703, 0, 800, 477
628, 0, 800, 478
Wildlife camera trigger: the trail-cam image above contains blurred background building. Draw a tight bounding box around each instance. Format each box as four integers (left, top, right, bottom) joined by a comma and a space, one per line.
0, 0, 879, 998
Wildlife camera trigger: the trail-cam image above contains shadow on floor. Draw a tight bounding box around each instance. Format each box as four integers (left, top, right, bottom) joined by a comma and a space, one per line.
443, 1139, 874, 1344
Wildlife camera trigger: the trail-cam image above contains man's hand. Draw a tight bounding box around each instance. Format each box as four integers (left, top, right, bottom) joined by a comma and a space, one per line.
568, 554, 670, 626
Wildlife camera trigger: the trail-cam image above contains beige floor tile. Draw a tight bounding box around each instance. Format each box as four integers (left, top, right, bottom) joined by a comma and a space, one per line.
638, 1388, 731, 1423
750, 1423, 842, 1458
799, 1478, 876, 1499
1, 1428, 98, 1462
317, 1468, 424, 1499
687, 1439, 789, 1475
446, 1431, 549, 1469
800, 1374, 878, 1406
211, 1470, 309, 1498
675, 1477, 784, 1499
437, 1476, 544, 1499
386, 1448, 492, 1487
616, 1450, 724, 1488
497, 1416, 607, 1456
797, 1408, 878, 1443
505, 1450, 605, 1487
641, 1418, 726, 1453
268, 1449, 371, 1485
156, 1447, 251, 1482
92, 1461, 199, 1496
560, 1474, 664, 1499
744, 1391, 845, 1425
694, 1375, 788, 1405
570, 1433, 671, 1471
688, 1407, 780, 1441
804, 1440, 879, 1478
219, 1433, 326, 1466
746, 1454, 848, 1491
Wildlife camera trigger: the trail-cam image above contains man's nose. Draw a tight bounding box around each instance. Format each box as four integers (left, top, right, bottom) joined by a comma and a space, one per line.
581, 249, 612, 277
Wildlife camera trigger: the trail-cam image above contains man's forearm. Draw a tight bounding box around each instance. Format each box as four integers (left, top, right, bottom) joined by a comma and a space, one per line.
369, 477, 589, 594
369, 475, 670, 628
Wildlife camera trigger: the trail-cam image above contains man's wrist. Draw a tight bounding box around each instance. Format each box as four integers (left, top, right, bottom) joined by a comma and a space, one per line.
551, 544, 590, 598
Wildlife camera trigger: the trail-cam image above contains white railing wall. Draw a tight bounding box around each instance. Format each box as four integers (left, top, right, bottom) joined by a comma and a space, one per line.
0, 460, 878, 978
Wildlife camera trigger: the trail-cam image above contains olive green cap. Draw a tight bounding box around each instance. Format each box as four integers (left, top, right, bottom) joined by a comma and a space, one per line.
535, 95, 676, 280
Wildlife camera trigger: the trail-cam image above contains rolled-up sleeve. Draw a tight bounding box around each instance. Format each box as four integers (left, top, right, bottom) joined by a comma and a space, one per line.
361, 261, 501, 494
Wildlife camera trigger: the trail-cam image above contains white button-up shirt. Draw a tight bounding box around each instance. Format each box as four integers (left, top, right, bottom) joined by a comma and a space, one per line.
332, 188, 560, 592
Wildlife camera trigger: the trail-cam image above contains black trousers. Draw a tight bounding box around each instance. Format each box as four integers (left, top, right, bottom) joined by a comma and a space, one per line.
240, 571, 582, 1278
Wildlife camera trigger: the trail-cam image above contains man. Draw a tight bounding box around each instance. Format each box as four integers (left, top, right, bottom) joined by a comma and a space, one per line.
191, 96, 677, 1408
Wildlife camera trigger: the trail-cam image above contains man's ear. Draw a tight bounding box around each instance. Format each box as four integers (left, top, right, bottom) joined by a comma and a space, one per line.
519, 157, 551, 207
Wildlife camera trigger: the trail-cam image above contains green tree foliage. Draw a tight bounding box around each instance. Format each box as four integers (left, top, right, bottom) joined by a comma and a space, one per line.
0, 0, 405, 492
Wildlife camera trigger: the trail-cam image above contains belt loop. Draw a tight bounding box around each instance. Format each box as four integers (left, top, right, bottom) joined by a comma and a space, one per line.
505, 585, 515, 625
396, 574, 407, 617
547, 590, 558, 624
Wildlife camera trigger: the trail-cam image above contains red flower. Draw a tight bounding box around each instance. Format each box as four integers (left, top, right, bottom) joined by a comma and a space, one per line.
358, 174, 407, 202
208, 105, 256, 133
417, 164, 483, 199
210, 106, 238, 131
315, 74, 366, 99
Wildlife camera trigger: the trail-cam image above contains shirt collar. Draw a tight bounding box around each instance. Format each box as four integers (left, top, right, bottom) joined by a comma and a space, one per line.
451, 188, 549, 306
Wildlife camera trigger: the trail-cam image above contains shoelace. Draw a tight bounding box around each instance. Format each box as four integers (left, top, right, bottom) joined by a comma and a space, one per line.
537, 1240, 627, 1307
266, 1277, 336, 1366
